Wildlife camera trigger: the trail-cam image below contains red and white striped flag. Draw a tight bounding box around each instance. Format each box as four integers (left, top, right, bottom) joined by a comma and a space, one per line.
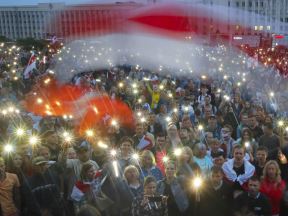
23, 52, 36, 79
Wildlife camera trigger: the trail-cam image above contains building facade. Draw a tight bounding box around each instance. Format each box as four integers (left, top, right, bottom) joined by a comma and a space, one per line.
0, 2, 142, 40
0, 1, 287, 41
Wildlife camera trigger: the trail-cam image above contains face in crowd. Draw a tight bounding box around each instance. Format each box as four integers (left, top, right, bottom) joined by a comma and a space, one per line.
156, 136, 167, 150
124, 166, 139, 184
233, 147, 245, 164
248, 178, 260, 197
144, 180, 157, 196
256, 149, 267, 164
77, 149, 90, 163
211, 170, 223, 186
120, 141, 133, 156
165, 162, 176, 179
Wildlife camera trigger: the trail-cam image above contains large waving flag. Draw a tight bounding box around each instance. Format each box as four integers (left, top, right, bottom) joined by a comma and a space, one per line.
23, 52, 36, 79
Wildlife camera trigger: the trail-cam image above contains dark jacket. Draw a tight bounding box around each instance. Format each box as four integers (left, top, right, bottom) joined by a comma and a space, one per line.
22, 169, 64, 216
234, 192, 272, 216
131, 194, 168, 216
199, 180, 233, 216
157, 177, 189, 213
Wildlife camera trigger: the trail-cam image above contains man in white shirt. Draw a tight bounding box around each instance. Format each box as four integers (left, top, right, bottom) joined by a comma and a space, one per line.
63, 141, 99, 180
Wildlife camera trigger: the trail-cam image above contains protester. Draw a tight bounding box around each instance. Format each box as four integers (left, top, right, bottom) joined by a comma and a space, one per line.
157, 161, 190, 216
22, 156, 64, 216
193, 143, 213, 177
176, 146, 200, 178
253, 146, 268, 178
260, 160, 286, 216
199, 166, 233, 216
71, 162, 112, 214
0, 157, 20, 216
0, 41, 287, 216
234, 176, 271, 216
123, 165, 143, 198
222, 145, 255, 197
140, 150, 163, 181
131, 176, 168, 216
259, 123, 280, 160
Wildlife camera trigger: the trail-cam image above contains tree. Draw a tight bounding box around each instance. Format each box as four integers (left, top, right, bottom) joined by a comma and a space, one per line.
0, 35, 11, 42
16, 37, 47, 51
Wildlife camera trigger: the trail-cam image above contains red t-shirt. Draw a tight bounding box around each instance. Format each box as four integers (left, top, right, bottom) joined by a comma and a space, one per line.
260, 178, 286, 215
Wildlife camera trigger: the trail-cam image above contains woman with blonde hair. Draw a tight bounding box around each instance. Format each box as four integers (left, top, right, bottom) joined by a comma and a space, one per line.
140, 150, 163, 181
260, 160, 286, 216
176, 146, 200, 178
123, 165, 143, 198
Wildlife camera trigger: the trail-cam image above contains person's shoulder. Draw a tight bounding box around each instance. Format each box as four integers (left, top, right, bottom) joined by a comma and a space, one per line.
258, 193, 270, 202
67, 158, 78, 163
6, 172, 19, 183
6, 172, 17, 178
235, 191, 248, 201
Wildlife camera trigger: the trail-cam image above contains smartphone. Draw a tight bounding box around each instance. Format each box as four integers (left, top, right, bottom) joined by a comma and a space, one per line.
148, 196, 163, 202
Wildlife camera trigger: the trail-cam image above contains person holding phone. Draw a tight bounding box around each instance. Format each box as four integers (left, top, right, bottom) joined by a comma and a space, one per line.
131, 176, 168, 216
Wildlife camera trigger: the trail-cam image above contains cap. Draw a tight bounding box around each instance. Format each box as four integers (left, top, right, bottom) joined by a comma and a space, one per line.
32, 156, 49, 166
75, 140, 90, 153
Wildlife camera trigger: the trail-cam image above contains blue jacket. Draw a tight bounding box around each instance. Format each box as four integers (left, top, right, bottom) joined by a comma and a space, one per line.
140, 166, 163, 181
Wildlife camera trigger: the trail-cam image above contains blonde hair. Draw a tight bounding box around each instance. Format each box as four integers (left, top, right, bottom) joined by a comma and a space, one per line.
140, 150, 156, 167
179, 146, 194, 163
123, 165, 140, 181
262, 160, 282, 183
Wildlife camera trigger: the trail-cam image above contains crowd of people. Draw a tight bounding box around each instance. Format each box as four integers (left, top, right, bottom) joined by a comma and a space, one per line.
0, 41, 288, 216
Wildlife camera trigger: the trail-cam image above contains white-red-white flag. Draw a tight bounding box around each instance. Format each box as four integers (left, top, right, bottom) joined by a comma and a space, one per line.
23, 52, 36, 79
137, 135, 153, 150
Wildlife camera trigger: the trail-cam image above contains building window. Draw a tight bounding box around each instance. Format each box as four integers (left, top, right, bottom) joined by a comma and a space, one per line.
242, 1, 245, 7
228, 1, 230, 7
249, 1, 252, 7
285, 17, 288, 23
259, 26, 263, 30
236, 1, 239, 7
254, 26, 258, 30
266, 26, 271, 30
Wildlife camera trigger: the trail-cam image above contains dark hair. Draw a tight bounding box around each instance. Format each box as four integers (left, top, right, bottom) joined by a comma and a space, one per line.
80, 163, 94, 181
249, 175, 260, 182
211, 166, 223, 174
144, 175, 157, 187
256, 146, 268, 154
232, 144, 244, 154
119, 136, 134, 146
213, 151, 225, 158
156, 132, 167, 138
223, 124, 233, 133
194, 109, 201, 116
241, 128, 252, 140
